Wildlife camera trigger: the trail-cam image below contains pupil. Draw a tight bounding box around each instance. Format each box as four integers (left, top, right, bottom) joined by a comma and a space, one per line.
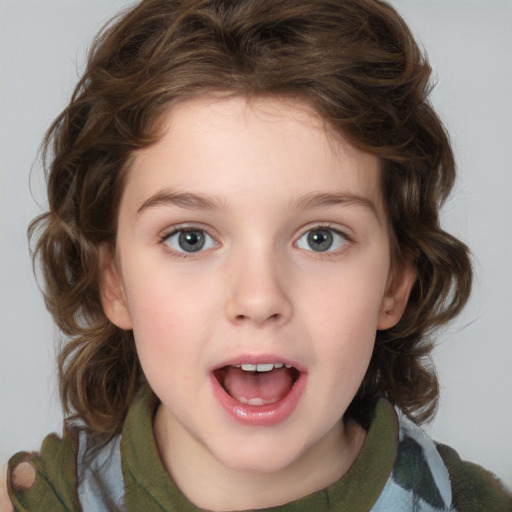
308, 230, 333, 252
178, 231, 205, 252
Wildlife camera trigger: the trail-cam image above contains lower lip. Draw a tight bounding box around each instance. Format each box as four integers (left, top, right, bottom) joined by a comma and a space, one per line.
210, 371, 307, 427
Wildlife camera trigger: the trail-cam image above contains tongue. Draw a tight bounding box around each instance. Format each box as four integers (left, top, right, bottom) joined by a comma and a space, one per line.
223, 366, 293, 406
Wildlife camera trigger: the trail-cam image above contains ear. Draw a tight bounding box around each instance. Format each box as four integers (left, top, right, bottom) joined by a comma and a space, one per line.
99, 247, 133, 330
377, 262, 416, 330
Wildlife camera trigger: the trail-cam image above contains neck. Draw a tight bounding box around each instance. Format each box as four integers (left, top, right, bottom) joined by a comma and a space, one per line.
153, 405, 366, 511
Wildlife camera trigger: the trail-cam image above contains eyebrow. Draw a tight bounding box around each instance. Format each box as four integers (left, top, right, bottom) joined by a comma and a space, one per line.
137, 189, 378, 218
137, 190, 226, 213
288, 192, 378, 216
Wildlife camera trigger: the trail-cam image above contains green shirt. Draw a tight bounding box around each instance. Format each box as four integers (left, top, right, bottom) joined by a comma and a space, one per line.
8, 386, 511, 511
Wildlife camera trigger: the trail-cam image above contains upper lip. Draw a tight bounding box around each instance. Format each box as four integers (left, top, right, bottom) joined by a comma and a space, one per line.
211, 354, 306, 373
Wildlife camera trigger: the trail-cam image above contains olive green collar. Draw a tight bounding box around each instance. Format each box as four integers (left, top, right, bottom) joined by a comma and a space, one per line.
121, 386, 398, 511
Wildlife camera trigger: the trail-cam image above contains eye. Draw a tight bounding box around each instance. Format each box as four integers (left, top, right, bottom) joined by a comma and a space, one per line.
295, 227, 348, 253
163, 228, 217, 253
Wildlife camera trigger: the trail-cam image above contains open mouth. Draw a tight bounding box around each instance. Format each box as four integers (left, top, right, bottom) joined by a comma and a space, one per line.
213, 363, 300, 406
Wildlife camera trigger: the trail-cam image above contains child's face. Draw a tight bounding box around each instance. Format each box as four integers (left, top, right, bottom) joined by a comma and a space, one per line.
102, 96, 412, 477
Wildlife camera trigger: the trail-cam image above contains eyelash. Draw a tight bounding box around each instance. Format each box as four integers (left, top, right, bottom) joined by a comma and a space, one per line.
158, 224, 352, 259
294, 224, 351, 257
159, 226, 218, 259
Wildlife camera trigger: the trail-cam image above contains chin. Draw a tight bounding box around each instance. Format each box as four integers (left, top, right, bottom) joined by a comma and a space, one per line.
211, 434, 310, 475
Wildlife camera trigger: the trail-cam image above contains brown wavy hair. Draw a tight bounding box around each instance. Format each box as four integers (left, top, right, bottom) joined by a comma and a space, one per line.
30, 0, 472, 437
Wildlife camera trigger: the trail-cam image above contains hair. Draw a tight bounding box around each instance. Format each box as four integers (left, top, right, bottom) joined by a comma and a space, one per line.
30, 0, 472, 438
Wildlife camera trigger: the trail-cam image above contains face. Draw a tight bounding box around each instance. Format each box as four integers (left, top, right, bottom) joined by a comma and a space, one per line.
102, 96, 413, 480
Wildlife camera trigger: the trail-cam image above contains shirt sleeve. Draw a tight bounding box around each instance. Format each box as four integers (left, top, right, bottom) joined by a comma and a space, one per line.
436, 443, 512, 512
7, 431, 82, 512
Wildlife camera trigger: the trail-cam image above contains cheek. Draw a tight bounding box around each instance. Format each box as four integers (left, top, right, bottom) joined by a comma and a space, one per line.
128, 290, 197, 395
303, 260, 388, 331
121, 261, 220, 366
122, 256, 203, 327
120, 267, 182, 350
299, 257, 389, 370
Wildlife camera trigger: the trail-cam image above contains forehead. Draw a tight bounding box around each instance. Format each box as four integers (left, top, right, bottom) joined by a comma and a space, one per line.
123, 95, 384, 217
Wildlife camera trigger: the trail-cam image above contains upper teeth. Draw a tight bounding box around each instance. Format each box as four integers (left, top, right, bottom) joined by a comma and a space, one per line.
238, 363, 290, 372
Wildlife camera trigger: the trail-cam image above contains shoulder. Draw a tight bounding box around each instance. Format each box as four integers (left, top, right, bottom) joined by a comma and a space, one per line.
436, 443, 512, 512
7, 429, 82, 511
391, 408, 511, 512
7, 427, 127, 512
6, 387, 155, 512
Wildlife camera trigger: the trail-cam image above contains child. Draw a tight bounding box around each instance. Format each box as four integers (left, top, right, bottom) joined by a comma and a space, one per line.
5, 0, 511, 510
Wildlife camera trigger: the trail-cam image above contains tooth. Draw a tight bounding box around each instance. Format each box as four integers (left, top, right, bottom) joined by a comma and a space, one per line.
239, 362, 290, 372
239, 397, 248, 404
256, 363, 274, 372
248, 398, 264, 406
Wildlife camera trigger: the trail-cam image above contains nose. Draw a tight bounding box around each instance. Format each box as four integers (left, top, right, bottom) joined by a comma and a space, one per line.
224, 251, 293, 326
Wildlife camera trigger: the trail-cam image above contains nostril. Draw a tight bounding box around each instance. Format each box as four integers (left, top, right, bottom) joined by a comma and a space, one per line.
234, 312, 281, 323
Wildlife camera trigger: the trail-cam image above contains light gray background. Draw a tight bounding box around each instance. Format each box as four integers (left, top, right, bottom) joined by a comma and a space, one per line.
1, 0, 511, 487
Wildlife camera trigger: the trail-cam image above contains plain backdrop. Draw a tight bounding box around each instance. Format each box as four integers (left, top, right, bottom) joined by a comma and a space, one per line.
1, 0, 511, 487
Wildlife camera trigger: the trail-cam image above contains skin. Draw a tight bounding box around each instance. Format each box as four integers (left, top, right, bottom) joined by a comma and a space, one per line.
1, 469, 13, 512
101, 95, 414, 511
